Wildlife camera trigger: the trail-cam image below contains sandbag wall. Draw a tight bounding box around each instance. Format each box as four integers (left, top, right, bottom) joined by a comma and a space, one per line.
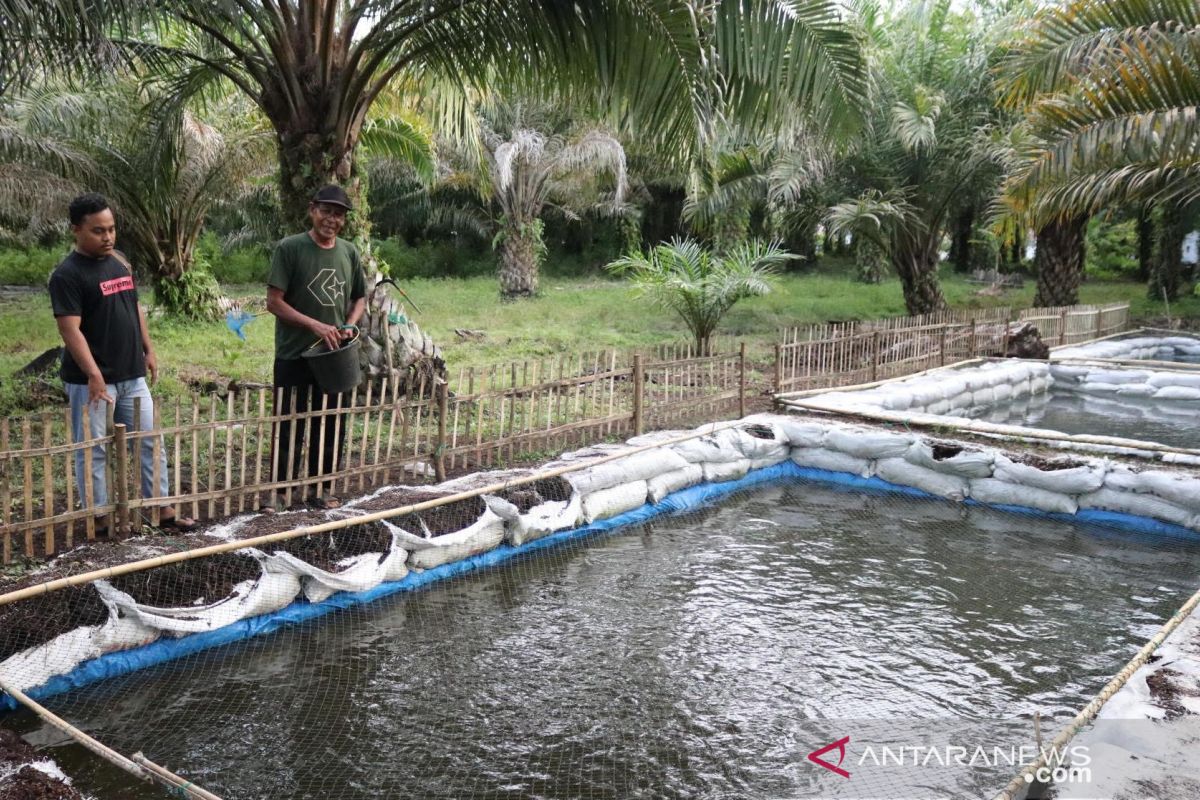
5, 414, 1200, 703
1055, 335, 1200, 362
813, 360, 1054, 416
1048, 362, 1200, 402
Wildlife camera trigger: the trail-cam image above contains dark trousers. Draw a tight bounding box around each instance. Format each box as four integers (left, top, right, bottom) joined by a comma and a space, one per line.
272, 358, 347, 496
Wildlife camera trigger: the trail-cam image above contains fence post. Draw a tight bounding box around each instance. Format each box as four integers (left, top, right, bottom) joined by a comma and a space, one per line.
939, 326, 948, 366
113, 423, 130, 534
773, 343, 783, 393
968, 320, 977, 358
434, 381, 448, 483
632, 353, 645, 436
870, 331, 881, 382
1094, 309, 1104, 340
1060, 308, 1068, 345
738, 342, 747, 418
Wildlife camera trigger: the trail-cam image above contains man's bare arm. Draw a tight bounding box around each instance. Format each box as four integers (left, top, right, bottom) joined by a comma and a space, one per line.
55, 316, 112, 404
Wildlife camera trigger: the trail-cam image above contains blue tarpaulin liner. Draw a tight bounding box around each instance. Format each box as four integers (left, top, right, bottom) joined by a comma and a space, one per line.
3, 460, 1196, 712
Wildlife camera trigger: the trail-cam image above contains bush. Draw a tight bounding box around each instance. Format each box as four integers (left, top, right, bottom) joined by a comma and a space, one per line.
196, 232, 269, 284
1086, 218, 1138, 279
373, 238, 494, 279
155, 260, 223, 320
0, 246, 67, 286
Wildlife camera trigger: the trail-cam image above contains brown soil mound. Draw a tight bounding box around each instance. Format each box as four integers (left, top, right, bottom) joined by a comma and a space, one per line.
268, 522, 393, 572
0, 729, 83, 800
106, 552, 261, 608
0, 586, 107, 662
496, 477, 574, 513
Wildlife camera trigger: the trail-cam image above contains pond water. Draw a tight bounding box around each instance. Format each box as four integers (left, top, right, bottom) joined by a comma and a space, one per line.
11, 479, 1200, 799
960, 388, 1200, 449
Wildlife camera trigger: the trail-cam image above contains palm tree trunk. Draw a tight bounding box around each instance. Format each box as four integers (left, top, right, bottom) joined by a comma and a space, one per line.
1136, 206, 1154, 282
1149, 204, 1185, 302
277, 128, 356, 232
498, 223, 542, 298
892, 244, 947, 314
949, 205, 974, 273
1033, 216, 1087, 307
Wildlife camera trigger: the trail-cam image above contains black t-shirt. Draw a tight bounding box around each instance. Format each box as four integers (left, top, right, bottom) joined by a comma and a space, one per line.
48, 250, 147, 384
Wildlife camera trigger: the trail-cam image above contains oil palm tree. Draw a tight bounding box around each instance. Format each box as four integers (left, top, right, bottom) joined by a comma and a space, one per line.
607, 237, 790, 353
26, 0, 866, 237
998, 0, 1200, 301
0, 81, 269, 315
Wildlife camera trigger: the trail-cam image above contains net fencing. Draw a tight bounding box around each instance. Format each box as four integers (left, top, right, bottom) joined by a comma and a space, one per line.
2, 420, 1200, 800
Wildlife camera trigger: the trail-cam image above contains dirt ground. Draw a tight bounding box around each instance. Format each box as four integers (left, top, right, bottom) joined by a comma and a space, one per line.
0, 730, 82, 800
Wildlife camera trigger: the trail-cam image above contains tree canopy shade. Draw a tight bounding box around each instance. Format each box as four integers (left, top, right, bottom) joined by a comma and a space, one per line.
34, 1, 866, 233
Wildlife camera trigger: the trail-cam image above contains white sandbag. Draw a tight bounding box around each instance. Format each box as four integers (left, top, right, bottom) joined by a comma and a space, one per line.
936, 378, 969, 400
703, 459, 751, 483
568, 449, 689, 495
1103, 469, 1200, 513
880, 391, 914, 411
774, 419, 828, 448
969, 478, 1078, 515
971, 387, 995, 406
0, 613, 158, 694
963, 370, 995, 392
791, 448, 872, 478
1115, 384, 1157, 397
824, 428, 914, 459
1084, 369, 1147, 385
258, 543, 408, 604
905, 441, 994, 478
991, 383, 1013, 403
647, 464, 705, 503
1152, 386, 1200, 401
395, 508, 508, 569
992, 455, 1105, 494
580, 480, 649, 524
875, 458, 968, 500
726, 425, 789, 461
1146, 372, 1200, 389
1079, 488, 1196, 529
908, 381, 948, 408
1080, 381, 1121, 393
1049, 364, 1089, 383
925, 400, 951, 416
671, 435, 744, 464
947, 391, 974, 410
508, 492, 584, 546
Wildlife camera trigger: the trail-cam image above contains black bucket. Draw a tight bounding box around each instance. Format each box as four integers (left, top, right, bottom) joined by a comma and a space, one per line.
301, 331, 361, 394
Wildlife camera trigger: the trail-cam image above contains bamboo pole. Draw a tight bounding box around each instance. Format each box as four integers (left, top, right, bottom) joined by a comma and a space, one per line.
993, 583, 1200, 800
63, 409, 74, 551
113, 424, 129, 535
207, 395, 217, 519
738, 342, 747, 419
22, 419, 33, 555
41, 413, 53, 555
1, 419, 10, 564
632, 354, 645, 436
239, 389, 250, 513
435, 381, 448, 482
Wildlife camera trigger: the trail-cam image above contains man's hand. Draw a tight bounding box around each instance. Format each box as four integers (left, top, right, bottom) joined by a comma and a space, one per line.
87, 372, 113, 406
311, 320, 341, 351
145, 350, 158, 385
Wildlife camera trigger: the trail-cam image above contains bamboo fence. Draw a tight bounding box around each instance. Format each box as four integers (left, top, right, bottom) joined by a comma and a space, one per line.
0, 302, 1131, 564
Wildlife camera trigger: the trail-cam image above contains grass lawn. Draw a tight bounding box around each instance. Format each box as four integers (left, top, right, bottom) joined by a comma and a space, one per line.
2, 262, 1196, 416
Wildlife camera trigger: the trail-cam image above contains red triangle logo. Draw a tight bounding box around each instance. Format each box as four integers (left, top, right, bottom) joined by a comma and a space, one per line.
807, 735, 851, 779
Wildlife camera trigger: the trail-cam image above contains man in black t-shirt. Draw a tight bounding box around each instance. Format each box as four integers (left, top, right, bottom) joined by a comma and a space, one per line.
48, 193, 196, 532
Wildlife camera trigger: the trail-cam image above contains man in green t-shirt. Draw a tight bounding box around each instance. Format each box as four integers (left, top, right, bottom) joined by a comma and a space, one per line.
265, 185, 366, 510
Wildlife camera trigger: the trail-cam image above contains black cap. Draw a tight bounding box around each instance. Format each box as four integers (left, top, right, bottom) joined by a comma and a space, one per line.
311, 184, 352, 210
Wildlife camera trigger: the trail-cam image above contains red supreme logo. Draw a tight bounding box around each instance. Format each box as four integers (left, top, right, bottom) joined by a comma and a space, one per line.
100, 276, 134, 296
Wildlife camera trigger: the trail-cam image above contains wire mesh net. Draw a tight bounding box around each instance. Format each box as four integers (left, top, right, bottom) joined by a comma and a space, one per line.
4, 467, 1200, 799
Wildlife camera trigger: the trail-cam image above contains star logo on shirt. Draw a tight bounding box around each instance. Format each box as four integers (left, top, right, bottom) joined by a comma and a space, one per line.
307, 269, 345, 307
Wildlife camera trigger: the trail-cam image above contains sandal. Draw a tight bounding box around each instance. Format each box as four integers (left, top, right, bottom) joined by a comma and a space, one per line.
159, 514, 198, 532
306, 494, 341, 510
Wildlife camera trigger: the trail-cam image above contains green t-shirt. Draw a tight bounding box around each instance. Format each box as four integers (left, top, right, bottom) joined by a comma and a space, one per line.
268, 233, 366, 359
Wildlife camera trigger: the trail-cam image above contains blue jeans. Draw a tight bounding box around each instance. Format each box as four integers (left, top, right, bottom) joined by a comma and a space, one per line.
66, 378, 169, 509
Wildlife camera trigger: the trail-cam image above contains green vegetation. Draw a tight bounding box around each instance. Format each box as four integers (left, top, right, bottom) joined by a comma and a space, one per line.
2, 264, 1191, 417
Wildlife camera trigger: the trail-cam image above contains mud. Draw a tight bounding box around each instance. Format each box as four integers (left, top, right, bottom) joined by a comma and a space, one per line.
0, 729, 82, 800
